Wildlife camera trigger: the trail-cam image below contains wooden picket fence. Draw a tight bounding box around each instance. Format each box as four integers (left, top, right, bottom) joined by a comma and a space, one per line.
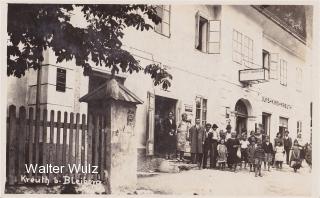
6, 105, 108, 185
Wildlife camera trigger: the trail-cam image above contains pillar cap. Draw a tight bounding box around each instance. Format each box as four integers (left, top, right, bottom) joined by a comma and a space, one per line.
79, 78, 143, 104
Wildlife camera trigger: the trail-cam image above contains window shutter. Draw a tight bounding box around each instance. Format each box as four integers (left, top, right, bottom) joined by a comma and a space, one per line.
195, 11, 200, 49
208, 20, 221, 54
146, 91, 155, 156
56, 68, 66, 92
269, 53, 279, 79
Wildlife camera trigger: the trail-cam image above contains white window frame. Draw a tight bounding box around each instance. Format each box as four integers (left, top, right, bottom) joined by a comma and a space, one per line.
280, 59, 288, 86
243, 35, 253, 68
195, 11, 221, 54
195, 96, 207, 126
297, 120, 302, 135
232, 29, 242, 64
154, 5, 171, 37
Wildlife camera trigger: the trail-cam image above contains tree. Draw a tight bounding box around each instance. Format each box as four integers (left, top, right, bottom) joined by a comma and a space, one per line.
7, 4, 172, 89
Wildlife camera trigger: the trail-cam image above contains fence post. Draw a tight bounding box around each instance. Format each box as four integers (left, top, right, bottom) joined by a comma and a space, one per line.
48, 110, 55, 181
34, 108, 40, 177
99, 115, 105, 180
81, 114, 86, 179
87, 114, 93, 180
8, 105, 17, 185
69, 113, 74, 176
42, 109, 48, 176
56, 111, 62, 167
17, 106, 27, 184
28, 107, 34, 178
93, 114, 100, 180
62, 112, 68, 174
75, 113, 80, 179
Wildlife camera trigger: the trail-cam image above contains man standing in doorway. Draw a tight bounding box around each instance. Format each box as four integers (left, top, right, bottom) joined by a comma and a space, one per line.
283, 130, 292, 165
162, 111, 177, 159
189, 118, 206, 168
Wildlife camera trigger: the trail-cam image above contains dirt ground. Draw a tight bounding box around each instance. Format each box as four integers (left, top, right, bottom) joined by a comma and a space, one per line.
137, 162, 312, 196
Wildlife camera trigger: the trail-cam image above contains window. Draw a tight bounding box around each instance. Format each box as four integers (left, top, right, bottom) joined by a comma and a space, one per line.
269, 53, 279, 79
195, 96, 207, 125
195, 12, 221, 54
296, 67, 302, 92
196, 16, 208, 52
155, 5, 170, 37
297, 121, 302, 135
262, 50, 270, 70
280, 59, 288, 86
232, 30, 242, 64
279, 117, 288, 137
243, 35, 253, 67
56, 68, 66, 92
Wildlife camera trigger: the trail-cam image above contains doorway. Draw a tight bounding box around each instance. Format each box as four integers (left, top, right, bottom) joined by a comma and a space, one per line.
154, 95, 177, 156
235, 100, 248, 135
262, 113, 271, 137
279, 117, 288, 137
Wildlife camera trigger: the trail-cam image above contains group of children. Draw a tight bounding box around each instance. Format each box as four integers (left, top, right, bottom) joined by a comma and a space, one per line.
215, 132, 303, 177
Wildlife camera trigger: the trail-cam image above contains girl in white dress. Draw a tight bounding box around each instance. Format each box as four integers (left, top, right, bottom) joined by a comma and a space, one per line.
274, 141, 285, 169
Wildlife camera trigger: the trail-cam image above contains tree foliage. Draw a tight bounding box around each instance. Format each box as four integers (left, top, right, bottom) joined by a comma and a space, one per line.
7, 4, 172, 89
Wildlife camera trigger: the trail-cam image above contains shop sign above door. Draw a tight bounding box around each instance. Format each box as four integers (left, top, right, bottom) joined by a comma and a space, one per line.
239, 68, 269, 83
262, 96, 292, 109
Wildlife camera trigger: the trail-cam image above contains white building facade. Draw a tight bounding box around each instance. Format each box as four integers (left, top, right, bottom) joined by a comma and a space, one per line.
7, 5, 313, 158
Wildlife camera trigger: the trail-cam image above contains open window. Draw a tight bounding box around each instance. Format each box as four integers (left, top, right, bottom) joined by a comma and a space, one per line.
195, 12, 221, 54
262, 50, 270, 70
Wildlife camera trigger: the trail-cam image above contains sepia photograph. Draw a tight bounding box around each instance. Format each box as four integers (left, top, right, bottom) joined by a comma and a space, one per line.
1, 1, 318, 197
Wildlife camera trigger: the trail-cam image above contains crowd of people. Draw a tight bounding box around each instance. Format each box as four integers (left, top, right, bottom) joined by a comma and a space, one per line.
160, 112, 312, 177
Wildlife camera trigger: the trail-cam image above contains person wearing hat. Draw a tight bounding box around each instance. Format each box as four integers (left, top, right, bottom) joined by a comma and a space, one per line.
203, 123, 213, 169
295, 133, 305, 162
283, 130, 292, 165
189, 118, 206, 168
225, 124, 232, 140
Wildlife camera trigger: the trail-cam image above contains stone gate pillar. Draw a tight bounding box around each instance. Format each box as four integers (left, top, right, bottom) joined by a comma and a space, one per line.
80, 78, 143, 194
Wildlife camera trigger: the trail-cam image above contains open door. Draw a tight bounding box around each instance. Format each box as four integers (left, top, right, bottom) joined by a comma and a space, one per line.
146, 91, 155, 156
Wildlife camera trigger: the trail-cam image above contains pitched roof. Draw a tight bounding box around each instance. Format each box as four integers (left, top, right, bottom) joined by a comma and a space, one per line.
79, 78, 143, 104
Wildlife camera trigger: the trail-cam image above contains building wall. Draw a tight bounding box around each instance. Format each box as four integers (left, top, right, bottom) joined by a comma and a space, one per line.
6, 5, 313, 151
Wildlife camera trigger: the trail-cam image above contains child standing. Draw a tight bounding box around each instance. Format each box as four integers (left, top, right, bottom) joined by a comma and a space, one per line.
247, 140, 256, 172
217, 139, 228, 170
240, 134, 249, 169
226, 132, 241, 172
274, 141, 285, 169
290, 140, 302, 172
254, 139, 265, 177
262, 137, 273, 171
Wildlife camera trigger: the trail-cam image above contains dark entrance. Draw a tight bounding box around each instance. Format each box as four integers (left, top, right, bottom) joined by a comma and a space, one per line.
279, 117, 288, 137
154, 95, 177, 156
262, 113, 271, 137
235, 100, 248, 135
